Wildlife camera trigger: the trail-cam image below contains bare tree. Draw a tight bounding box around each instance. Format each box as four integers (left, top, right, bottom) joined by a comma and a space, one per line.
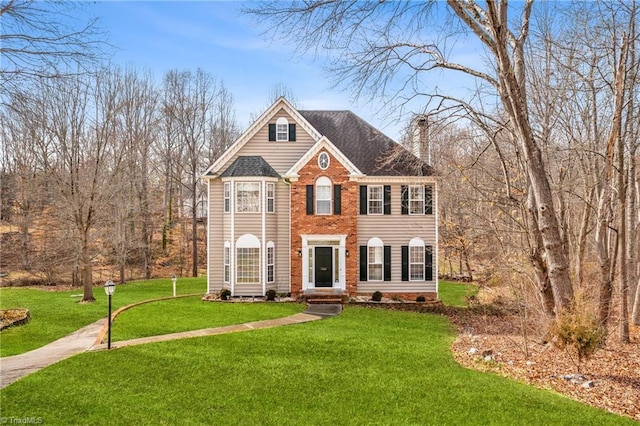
0, 0, 107, 102
248, 0, 574, 312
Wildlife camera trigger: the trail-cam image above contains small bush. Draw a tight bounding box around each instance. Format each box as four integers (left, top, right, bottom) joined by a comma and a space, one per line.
551, 293, 605, 369
371, 291, 383, 302
416, 295, 426, 303
219, 288, 231, 301
265, 289, 276, 301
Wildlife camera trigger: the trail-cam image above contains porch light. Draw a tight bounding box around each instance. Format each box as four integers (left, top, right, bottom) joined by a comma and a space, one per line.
345, 250, 349, 257
297, 250, 302, 257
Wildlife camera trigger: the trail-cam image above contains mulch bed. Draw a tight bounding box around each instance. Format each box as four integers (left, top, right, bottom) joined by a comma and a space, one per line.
0, 308, 30, 331
448, 309, 640, 421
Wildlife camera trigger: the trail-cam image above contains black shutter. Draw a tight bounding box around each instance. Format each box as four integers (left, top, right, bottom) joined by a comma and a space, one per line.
401, 185, 408, 215
359, 245, 368, 281
289, 123, 296, 141
401, 245, 409, 281
425, 245, 433, 281
383, 185, 391, 215
425, 185, 433, 214
360, 185, 367, 215
384, 246, 391, 281
306, 185, 314, 215
268, 124, 276, 141
334, 184, 341, 215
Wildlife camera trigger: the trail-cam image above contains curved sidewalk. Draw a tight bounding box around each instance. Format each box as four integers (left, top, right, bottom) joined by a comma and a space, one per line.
0, 303, 340, 389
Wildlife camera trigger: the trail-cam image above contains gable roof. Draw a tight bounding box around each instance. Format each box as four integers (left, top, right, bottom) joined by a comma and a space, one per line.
298, 110, 432, 177
284, 136, 363, 180
202, 97, 320, 177
220, 156, 280, 178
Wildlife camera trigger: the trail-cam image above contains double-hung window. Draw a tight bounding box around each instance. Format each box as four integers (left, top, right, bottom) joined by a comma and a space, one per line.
368, 245, 383, 281
267, 242, 275, 283
266, 183, 275, 213
223, 242, 230, 283
276, 117, 288, 141
224, 182, 230, 213
360, 238, 390, 282
401, 238, 433, 282
316, 177, 331, 215
236, 182, 260, 213
409, 245, 425, 280
368, 186, 383, 215
409, 185, 424, 215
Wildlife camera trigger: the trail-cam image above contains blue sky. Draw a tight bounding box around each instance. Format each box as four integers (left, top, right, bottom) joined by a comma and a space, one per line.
86, 1, 479, 140
87, 1, 391, 135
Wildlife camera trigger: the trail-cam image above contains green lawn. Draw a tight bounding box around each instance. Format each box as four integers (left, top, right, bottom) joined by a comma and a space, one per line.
439, 280, 478, 307
0, 307, 632, 425
112, 297, 305, 341
0, 277, 206, 356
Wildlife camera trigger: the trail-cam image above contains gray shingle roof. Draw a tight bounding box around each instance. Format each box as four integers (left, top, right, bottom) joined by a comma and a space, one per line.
220, 156, 281, 178
298, 110, 432, 176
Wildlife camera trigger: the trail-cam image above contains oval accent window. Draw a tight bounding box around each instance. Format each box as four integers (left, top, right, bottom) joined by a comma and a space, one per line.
318, 152, 330, 170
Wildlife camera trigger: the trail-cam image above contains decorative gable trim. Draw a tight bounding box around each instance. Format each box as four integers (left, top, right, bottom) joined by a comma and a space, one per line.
202, 97, 321, 178
283, 137, 363, 181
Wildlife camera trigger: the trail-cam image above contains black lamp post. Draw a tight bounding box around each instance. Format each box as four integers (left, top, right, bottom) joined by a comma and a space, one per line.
104, 280, 115, 350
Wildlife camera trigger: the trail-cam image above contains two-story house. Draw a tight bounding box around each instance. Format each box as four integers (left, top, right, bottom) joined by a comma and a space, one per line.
202, 97, 438, 301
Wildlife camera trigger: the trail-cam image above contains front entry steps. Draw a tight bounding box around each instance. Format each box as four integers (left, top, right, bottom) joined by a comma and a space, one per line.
299, 289, 349, 305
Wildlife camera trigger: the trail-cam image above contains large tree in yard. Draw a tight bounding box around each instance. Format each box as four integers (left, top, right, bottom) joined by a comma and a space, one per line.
248, 0, 573, 313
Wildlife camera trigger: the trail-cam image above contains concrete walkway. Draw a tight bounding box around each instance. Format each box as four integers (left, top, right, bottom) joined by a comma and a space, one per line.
0, 319, 105, 389
0, 304, 341, 389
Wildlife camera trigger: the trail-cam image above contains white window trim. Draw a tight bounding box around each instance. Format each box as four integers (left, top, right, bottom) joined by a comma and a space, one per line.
266, 182, 275, 213
236, 182, 261, 213
276, 117, 288, 141
300, 234, 347, 291
236, 234, 260, 284
409, 185, 424, 215
318, 152, 330, 170
409, 237, 425, 281
223, 241, 230, 283
316, 176, 332, 215
267, 241, 275, 283
368, 185, 383, 215
367, 237, 384, 281
224, 182, 230, 213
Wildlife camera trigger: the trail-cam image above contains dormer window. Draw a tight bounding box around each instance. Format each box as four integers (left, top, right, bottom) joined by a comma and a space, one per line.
276, 117, 288, 141
268, 118, 296, 141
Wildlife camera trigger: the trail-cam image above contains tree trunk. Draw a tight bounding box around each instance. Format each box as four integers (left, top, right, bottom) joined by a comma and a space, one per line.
575, 187, 595, 285
526, 188, 555, 316
191, 181, 198, 278
81, 237, 95, 302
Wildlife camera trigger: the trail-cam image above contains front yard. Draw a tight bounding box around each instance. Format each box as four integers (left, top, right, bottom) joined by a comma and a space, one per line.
1, 298, 632, 424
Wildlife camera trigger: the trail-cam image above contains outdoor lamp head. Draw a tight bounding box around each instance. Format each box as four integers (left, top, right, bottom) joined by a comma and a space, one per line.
104, 280, 115, 296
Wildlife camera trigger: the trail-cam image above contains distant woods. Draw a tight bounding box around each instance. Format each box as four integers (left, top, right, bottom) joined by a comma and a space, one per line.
1, 67, 240, 301
247, 0, 640, 340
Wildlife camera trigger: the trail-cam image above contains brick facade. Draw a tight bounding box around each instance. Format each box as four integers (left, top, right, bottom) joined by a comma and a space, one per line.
290, 151, 358, 296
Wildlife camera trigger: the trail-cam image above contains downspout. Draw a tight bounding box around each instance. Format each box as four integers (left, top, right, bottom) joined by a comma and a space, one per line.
230, 179, 235, 296
262, 180, 267, 295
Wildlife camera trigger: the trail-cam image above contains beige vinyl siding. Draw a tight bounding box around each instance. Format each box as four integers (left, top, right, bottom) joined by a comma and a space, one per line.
208, 180, 226, 294
357, 182, 437, 294
275, 182, 290, 293
217, 113, 317, 176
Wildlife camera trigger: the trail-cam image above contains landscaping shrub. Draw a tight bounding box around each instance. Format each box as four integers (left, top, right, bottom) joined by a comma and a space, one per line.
551, 292, 605, 370
265, 289, 276, 301
416, 295, 426, 302
371, 291, 383, 302
219, 288, 231, 301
